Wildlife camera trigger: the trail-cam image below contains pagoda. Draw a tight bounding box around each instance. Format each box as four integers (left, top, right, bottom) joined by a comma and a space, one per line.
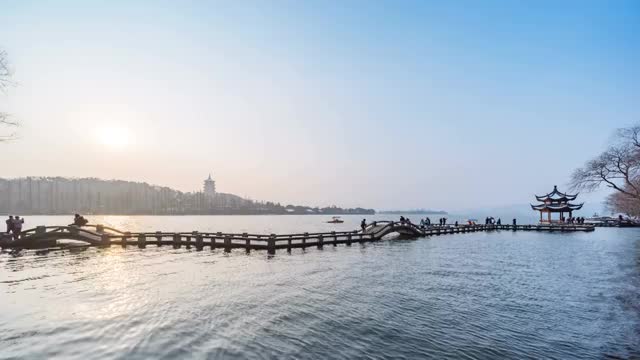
203, 173, 216, 198
531, 185, 583, 223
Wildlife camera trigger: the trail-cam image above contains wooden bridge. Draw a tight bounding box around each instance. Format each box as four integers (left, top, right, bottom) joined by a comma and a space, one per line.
0, 221, 595, 254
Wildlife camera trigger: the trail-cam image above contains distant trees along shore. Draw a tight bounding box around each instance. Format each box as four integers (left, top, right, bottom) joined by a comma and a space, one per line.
0, 177, 375, 215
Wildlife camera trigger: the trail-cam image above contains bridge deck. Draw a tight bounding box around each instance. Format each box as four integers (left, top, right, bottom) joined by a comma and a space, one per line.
0, 222, 596, 254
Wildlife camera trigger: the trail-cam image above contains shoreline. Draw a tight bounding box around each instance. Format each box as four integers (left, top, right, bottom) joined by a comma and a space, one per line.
1, 212, 377, 217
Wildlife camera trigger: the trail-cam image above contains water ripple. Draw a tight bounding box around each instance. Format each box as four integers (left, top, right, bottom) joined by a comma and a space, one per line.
0, 223, 638, 359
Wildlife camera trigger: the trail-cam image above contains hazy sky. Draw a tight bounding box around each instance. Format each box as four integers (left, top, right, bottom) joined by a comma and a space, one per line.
0, 1, 638, 210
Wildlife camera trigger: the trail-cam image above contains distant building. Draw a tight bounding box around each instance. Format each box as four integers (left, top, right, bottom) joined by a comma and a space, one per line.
203, 174, 216, 198
531, 185, 583, 223
0, 175, 374, 215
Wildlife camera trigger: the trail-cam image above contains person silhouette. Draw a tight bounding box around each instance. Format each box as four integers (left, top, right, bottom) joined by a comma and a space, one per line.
12, 216, 24, 240
6, 215, 13, 234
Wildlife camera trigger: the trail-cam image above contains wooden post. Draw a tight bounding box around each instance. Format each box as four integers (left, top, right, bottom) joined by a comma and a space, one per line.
224, 237, 231, 253
317, 234, 324, 249
268, 234, 276, 255
191, 231, 199, 248
287, 235, 292, 252
156, 231, 162, 246
173, 233, 181, 248
195, 234, 203, 250
215, 232, 222, 249
137, 234, 146, 249
122, 231, 131, 248
346, 233, 352, 246
101, 234, 110, 247
332, 231, 337, 246
303, 232, 308, 248
245, 234, 251, 253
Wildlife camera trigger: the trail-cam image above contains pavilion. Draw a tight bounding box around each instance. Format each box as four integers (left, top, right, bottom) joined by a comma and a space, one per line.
531, 185, 583, 223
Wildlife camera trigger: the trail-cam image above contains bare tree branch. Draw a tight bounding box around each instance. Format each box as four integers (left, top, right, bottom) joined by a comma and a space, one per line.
617, 125, 640, 149
571, 123, 640, 214
0, 49, 13, 92
0, 48, 18, 142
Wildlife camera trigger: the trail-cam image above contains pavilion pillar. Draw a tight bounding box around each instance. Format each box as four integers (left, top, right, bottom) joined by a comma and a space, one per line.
548, 211, 551, 222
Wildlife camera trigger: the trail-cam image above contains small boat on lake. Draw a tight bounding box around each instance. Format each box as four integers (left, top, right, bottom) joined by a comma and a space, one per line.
326, 216, 344, 224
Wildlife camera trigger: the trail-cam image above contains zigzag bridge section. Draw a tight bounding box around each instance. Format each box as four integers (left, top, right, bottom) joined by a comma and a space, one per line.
1, 221, 595, 254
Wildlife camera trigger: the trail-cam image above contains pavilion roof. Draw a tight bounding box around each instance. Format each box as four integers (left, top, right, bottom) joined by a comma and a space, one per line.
535, 185, 578, 202
530, 203, 583, 212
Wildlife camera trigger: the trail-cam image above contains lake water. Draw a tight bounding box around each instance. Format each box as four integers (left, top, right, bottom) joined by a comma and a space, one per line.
1, 215, 639, 359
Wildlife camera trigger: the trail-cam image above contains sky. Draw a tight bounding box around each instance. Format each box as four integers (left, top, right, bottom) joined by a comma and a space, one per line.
0, 0, 638, 211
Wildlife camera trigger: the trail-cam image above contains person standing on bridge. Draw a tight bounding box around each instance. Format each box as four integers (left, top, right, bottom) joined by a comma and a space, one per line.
73, 214, 88, 227
6, 215, 14, 234
12, 216, 24, 241
512, 218, 516, 226
361, 219, 367, 232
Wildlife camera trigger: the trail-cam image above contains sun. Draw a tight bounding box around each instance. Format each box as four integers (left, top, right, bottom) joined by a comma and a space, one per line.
96, 126, 131, 150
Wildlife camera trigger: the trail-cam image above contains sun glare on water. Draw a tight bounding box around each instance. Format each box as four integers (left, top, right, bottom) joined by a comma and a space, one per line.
96, 126, 132, 150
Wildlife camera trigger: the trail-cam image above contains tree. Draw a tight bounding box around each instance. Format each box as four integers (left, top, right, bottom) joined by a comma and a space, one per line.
0, 49, 17, 141
605, 190, 640, 217
570, 124, 640, 215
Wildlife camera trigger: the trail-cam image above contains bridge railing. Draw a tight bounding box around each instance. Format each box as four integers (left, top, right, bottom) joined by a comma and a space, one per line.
82, 224, 127, 235
20, 226, 70, 237
362, 221, 427, 237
